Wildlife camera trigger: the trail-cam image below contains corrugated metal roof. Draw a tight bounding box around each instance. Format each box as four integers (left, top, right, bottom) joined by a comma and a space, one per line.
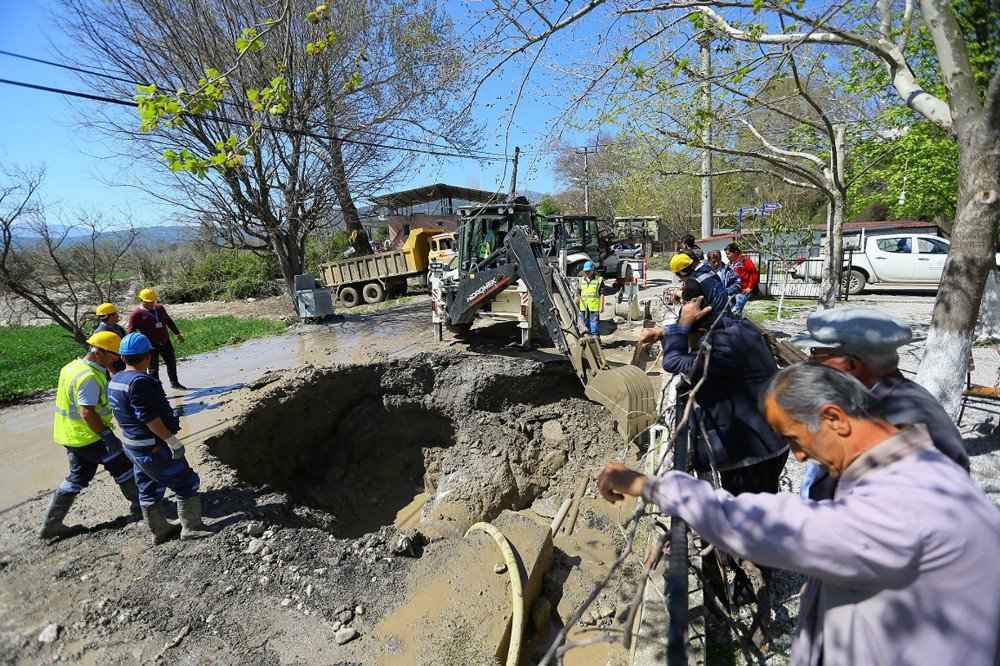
697, 220, 944, 243
369, 183, 508, 209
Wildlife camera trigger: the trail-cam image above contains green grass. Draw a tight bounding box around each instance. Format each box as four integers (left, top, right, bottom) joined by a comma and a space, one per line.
745, 298, 814, 321
0, 316, 286, 404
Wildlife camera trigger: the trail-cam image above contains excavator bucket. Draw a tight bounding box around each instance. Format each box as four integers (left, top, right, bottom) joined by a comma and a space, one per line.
584, 365, 657, 446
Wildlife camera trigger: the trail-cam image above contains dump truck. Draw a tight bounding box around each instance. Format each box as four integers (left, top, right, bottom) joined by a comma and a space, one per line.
430, 201, 657, 444
319, 227, 442, 307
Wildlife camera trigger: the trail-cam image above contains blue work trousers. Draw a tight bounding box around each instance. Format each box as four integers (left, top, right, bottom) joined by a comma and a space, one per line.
57, 440, 135, 495
581, 311, 600, 335
123, 442, 200, 507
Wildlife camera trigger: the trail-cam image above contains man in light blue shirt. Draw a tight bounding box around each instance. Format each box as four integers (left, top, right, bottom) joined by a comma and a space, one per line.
705, 250, 741, 310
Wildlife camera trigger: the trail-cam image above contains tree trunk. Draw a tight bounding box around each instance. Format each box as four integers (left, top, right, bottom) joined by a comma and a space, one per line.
916, 126, 1000, 415
328, 137, 373, 258
817, 194, 845, 309
271, 229, 305, 302
975, 269, 1000, 341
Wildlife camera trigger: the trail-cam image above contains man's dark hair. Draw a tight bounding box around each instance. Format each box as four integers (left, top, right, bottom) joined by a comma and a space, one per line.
123, 352, 150, 365
762, 363, 883, 431
683, 234, 697, 247
706, 250, 722, 261
725, 242, 742, 254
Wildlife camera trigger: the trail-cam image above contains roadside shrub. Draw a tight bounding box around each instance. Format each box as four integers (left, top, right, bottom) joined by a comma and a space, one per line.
226, 276, 277, 300
304, 230, 352, 275
158, 281, 217, 304
159, 249, 282, 303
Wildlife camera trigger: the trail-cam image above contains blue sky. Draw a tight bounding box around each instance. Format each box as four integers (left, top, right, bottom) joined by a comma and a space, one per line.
0, 1, 568, 227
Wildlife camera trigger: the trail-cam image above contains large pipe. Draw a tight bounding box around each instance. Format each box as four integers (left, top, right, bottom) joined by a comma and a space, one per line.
549, 497, 574, 535
564, 474, 590, 536
465, 522, 525, 666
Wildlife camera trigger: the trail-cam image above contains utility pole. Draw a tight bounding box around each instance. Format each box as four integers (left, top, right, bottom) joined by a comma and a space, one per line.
510, 146, 520, 200
697, 30, 714, 239
576, 146, 595, 214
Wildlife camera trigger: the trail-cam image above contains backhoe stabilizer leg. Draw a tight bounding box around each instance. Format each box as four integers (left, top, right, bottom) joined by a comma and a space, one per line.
583, 365, 657, 446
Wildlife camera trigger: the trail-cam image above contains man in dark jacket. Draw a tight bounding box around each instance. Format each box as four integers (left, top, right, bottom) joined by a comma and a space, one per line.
669, 252, 730, 323
681, 234, 704, 264
639, 297, 788, 492
793, 307, 968, 500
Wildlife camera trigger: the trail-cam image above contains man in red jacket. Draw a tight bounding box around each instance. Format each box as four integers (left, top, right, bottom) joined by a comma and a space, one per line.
127, 289, 187, 390
725, 243, 759, 317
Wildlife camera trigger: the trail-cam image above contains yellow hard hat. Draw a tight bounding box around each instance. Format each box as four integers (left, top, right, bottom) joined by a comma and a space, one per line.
669, 253, 695, 274
95, 303, 118, 316
86, 331, 121, 354
138, 288, 157, 303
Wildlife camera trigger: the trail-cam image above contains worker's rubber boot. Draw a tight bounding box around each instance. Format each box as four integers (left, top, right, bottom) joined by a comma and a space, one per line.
118, 480, 141, 514
142, 502, 182, 545
176, 496, 214, 540
38, 492, 86, 540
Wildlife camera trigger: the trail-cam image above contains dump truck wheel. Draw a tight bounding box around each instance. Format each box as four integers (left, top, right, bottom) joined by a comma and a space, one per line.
362, 282, 385, 304
339, 286, 361, 308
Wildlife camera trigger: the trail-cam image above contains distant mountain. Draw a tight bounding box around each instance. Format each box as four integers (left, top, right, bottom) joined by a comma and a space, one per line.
14, 224, 199, 247
516, 189, 545, 203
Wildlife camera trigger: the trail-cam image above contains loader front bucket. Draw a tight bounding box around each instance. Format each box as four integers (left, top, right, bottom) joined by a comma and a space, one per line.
584, 364, 657, 445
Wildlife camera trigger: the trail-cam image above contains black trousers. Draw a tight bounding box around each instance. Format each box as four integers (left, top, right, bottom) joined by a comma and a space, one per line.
149, 340, 179, 383
719, 449, 789, 496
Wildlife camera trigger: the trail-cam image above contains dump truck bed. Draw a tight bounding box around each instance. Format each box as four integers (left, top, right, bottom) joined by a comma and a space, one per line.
320, 251, 412, 287
319, 227, 442, 288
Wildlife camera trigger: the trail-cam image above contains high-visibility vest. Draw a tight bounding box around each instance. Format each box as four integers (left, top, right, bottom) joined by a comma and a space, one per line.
53, 358, 113, 447
579, 275, 603, 312
478, 230, 497, 259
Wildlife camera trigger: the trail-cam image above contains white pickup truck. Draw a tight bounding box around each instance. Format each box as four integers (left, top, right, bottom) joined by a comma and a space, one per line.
793, 233, 1000, 294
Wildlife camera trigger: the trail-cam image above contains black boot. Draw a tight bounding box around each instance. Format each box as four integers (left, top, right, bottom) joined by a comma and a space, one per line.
170, 381, 187, 390
118, 480, 141, 513
38, 493, 86, 540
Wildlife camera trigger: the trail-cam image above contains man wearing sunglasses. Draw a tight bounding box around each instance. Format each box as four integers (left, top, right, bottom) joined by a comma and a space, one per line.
793, 307, 968, 500
39, 331, 140, 540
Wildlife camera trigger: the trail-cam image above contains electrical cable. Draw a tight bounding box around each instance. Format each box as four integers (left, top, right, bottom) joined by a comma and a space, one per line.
0, 77, 511, 162
0, 48, 510, 160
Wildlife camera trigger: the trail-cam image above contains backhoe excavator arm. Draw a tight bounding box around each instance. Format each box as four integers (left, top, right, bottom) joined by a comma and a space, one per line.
500, 227, 656, 444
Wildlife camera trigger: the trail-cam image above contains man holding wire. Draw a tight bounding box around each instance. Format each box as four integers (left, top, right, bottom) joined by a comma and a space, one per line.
637, 297, 788, 495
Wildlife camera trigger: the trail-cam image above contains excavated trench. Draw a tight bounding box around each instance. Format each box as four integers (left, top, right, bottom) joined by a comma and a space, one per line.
206, 352, 618, 538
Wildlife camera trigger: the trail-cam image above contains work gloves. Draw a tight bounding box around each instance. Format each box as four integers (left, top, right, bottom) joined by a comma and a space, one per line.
99, 428, 123, 453
165, 435, 186, 460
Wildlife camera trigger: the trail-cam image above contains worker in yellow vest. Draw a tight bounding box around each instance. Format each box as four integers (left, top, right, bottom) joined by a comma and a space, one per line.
576, 261, 604, 336
40, 331, 140, 540
478, 220, 502, 260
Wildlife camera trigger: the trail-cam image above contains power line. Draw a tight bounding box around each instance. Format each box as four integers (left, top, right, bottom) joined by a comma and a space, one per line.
0, 48, 510, 161
0, 77, 511, 162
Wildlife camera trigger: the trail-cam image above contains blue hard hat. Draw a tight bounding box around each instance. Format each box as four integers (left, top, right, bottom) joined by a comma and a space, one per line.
583, 260, 596, 271
119, 332, 153, 356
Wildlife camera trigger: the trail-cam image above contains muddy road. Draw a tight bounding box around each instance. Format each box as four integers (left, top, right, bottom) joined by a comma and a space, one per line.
0, 297, 654, 664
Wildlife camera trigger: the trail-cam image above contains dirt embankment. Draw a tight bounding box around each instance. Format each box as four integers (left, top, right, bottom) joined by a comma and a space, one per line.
1, 351, 636, 664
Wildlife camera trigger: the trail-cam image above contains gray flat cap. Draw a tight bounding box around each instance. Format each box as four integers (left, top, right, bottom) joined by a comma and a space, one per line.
790, 307, 913, 352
